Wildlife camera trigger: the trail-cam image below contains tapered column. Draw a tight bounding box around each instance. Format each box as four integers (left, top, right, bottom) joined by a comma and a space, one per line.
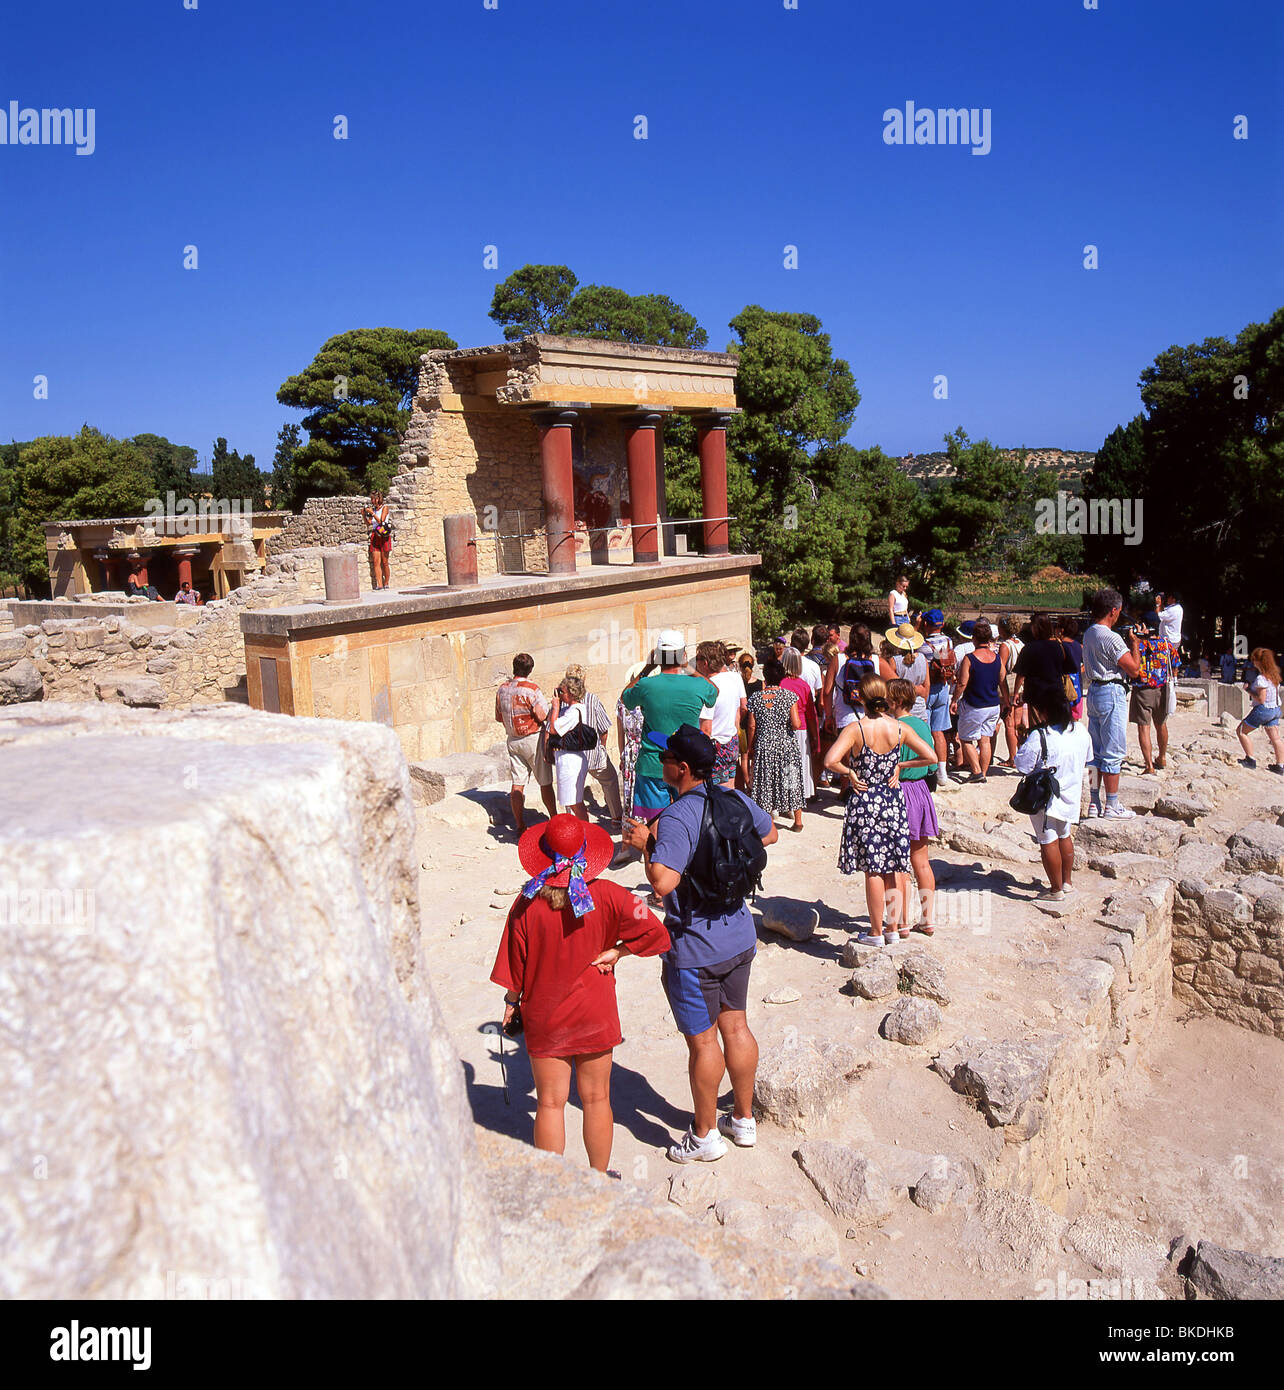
535, 409, 579, 575
624, 412, 661, 565
697, 412, 732, 556
176, 549, 197, 589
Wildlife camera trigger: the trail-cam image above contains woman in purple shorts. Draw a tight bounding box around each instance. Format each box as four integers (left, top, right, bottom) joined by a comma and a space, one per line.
887, 678, 940, 935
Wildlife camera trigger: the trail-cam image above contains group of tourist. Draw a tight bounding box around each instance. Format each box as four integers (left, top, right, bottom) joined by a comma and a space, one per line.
488, 589, 1282, 1174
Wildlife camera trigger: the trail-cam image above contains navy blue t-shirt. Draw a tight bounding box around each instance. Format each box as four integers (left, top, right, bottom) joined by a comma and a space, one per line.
650, 783, 773, 970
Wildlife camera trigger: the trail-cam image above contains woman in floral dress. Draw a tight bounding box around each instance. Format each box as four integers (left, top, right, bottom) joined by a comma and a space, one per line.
746, 657, 805, 831
824, 674, 937, 946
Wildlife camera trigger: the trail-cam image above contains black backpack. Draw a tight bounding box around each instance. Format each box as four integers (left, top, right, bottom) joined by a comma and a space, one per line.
676, 782, 768, 927
1009, 727, 1061, 815
841, 655, 876, 708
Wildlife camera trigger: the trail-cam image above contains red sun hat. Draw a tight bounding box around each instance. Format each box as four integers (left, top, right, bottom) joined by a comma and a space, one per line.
518, 814, 614, 887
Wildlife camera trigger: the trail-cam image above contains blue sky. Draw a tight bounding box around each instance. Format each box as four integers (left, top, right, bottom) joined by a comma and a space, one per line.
1, 0, 1279, 467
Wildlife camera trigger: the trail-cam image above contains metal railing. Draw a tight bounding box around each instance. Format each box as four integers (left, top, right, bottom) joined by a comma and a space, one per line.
483, 512, 739, 575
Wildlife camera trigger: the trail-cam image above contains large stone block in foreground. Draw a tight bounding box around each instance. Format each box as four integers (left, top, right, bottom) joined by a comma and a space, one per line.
0, 702, 497, 1299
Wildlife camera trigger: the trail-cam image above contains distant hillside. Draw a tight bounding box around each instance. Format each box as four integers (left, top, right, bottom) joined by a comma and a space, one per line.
897, 448, 1095, 488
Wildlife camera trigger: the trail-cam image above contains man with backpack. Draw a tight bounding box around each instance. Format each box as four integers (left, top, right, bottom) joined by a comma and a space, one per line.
622, 723, 778, 1163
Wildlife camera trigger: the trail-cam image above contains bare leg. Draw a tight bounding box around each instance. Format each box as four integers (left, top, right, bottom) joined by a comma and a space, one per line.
1038, 840, 1064, 892
685, 1027, 726, 1138
539, 781, 557, 817
963, 741, 981, 775
716, 1011, 758, 1122
509, 785, 526, 833
568, 801, 588, 823
1138, 724, 1154, 772
1059, 836, 1075, 887
1237, 723, 1254, 758
865, 873, 886, 935
978, 735, 993, 778
1266, 725, 1284, 766
890, 871, 910, 933
910, 839, 935, 926
573, 1050, 614, 1172
529, 1055, 572, 1156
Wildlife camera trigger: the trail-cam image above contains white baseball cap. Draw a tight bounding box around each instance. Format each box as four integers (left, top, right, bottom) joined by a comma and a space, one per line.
654, 628, 687, 661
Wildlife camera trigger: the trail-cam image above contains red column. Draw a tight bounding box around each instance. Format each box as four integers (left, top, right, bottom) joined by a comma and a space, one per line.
624, 412, 661, 565
176, 551, 195, 588
536, 410, 579, 576
697, 414, 732, 556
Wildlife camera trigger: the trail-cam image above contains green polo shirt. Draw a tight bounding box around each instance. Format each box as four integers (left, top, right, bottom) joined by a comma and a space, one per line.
621, 672, 718, 780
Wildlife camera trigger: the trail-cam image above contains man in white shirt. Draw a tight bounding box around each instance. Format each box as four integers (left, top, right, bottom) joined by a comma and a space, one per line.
791, 629, 825, 787
694, 640, 746, 789
1155, 591, 1184, 717
1083, 589, 1141, 817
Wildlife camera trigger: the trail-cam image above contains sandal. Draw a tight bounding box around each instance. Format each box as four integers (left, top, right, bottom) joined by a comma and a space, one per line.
912, 924, 935, 935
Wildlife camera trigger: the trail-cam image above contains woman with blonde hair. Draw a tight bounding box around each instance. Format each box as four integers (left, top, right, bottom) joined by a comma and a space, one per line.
564, 663, 623, 829
491, 815, 669, 1171
1237, 647, 1284, 774
548, 672, 592, 820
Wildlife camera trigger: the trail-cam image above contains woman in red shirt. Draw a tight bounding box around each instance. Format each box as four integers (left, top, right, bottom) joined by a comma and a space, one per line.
491, 815, 670, 1172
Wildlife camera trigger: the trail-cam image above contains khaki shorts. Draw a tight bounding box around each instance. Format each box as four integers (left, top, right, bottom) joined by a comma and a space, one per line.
1129, 686, 1167, 727
507, 732, 552, 786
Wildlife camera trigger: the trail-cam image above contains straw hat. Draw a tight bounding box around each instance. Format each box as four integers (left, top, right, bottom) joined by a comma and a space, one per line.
518, 814, 614, 888
884, 622, 925, 652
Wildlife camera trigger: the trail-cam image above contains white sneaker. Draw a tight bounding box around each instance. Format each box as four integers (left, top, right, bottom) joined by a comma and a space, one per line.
1102, 804, 1137, 819
717, 1113, 757, 1148
1085, 802, 1101, 818
668, 1126, 728, 1164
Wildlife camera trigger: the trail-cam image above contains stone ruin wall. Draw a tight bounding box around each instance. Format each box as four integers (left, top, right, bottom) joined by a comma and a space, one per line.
267, 496, 370, 555
0, 551, 331, 710
390, 354, 546, 586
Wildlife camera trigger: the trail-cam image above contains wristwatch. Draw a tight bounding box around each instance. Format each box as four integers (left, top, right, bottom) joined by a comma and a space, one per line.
645, 831, 657, 855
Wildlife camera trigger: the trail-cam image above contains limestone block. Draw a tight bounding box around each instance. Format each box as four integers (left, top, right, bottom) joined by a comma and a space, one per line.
882, 997, 943, 1045
0, 702, 497, 1299
1228, 822, 1284, 875
910, 1158, 975, 1214
933, 1035, 1062, 1127
849, 956, 898, 999
898, 951, 951, 1006
753, 1034, 863, 1132
757, 896, 819, 943
1185, 1241, 1284, 1299
793, 1143, 892, 1226
0, 658, 43, 704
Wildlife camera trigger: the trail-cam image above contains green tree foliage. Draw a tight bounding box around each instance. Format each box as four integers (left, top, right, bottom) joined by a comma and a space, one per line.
277, 327, 457, 498
129, 433, 199, 504
1084, 308, 1284, 641
488, 265, 708, 348
14, 427, 155, 593
269, 423, 301, 511
556, 286, 708, 347
0, 442, 27, 592
210, 437, 266, 511
1082, 415, 1146, 584
489, 265, 580, 340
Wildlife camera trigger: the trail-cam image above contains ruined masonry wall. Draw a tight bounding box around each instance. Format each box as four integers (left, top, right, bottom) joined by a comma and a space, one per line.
0, 553, 329, 708
267, 497, 370, 555
391, 356, 545, 586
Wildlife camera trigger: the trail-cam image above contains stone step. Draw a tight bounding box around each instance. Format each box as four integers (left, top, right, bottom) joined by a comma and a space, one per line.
407, 749, 509, 805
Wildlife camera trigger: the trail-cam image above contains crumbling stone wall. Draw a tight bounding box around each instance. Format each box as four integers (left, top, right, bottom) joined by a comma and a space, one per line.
1173, 834, 1284, 1040
0, 551, 328, 709
392, 355, 545, 586
267, 497, 370, 555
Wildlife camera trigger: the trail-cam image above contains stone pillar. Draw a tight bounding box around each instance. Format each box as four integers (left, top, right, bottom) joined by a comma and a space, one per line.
322, 550, 360, 603
443, 514, 478, 587
624, 412, 661, 565
535, 409, 580, 576
697, 413, 732, 557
